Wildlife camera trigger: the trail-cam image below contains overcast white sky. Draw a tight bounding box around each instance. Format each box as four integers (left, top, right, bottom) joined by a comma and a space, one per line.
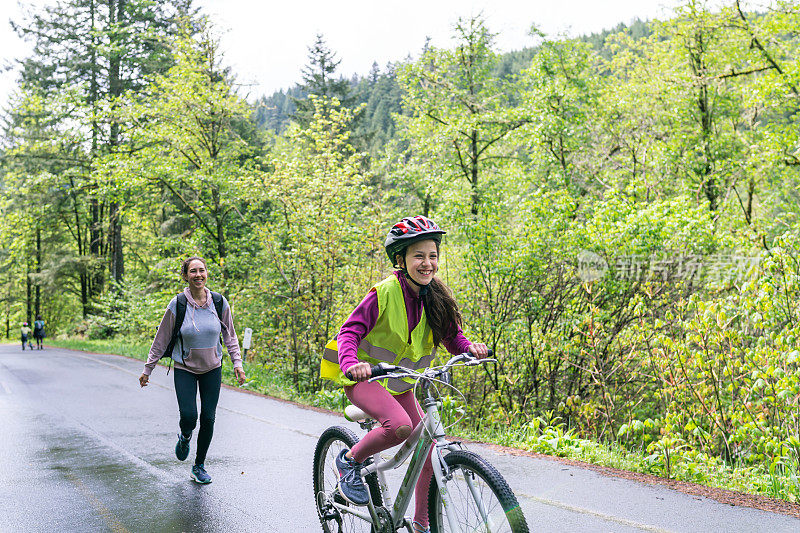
0, 0, 682, 107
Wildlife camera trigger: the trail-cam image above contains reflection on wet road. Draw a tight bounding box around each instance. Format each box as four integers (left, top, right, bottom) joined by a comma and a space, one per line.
0, 346, 316, 532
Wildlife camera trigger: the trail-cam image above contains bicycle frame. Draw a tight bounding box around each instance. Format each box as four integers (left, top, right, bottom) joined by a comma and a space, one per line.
328, 388, 467, 531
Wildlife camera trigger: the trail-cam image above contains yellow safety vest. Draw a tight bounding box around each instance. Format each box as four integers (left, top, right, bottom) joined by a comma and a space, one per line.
320, 275, 436, 394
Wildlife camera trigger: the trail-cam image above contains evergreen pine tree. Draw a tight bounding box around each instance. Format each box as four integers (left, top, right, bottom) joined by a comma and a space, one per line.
291, 34, 355, 127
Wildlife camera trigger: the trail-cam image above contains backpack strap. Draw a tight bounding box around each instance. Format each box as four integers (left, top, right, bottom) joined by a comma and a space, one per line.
162, 293, 188, 360
210, 291, 224, 319
210, 291, 228, 350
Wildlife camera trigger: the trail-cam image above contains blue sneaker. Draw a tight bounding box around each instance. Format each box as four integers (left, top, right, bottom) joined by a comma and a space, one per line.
335, 449, 369, 505
175, 433, 190, 461
412, 521, 430, 533
191, 463, 212, 484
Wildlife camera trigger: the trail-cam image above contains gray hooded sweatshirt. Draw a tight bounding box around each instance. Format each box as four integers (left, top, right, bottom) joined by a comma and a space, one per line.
144, 287, 242, 376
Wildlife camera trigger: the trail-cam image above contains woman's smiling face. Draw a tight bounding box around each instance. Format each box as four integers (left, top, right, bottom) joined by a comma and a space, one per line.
399, 239, 439, 287
185, 259, 207, 290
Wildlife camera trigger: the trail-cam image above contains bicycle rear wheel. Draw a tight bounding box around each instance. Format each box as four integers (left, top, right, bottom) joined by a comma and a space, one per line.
313, 425, 383, 533
427, 450, 528, 533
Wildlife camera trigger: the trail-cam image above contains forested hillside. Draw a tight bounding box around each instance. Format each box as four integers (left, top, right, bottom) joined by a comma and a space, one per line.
2, 0, 800, 500
254, 19, 653, 154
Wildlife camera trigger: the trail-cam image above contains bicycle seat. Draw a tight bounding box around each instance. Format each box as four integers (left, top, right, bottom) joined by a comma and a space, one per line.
344, 405, 369, 422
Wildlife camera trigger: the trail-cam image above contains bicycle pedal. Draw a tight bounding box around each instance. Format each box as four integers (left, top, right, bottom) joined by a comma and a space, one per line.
321, 510, 340, 521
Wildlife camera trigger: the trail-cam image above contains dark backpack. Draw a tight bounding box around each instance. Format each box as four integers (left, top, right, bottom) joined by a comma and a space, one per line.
162, 291, 224, 360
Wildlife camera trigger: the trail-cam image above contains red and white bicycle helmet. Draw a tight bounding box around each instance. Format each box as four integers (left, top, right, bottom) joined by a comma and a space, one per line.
384, 215, 446, 264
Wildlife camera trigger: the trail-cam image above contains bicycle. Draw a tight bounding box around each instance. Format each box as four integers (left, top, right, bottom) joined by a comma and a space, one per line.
313, 352, 529, 533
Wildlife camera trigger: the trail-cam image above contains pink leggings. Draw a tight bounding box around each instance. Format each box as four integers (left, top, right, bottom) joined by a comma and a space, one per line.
346, 381, 433, 527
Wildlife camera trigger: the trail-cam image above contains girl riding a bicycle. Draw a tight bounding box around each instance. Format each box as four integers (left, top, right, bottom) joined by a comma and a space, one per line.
320, 215, 488, 533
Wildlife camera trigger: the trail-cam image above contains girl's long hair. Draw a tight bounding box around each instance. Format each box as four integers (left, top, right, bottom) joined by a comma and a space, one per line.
422, 276, 463, 347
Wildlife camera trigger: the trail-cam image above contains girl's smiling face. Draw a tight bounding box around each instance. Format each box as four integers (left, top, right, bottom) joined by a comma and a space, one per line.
399, 239, 439, 287
185, 259, 207, 291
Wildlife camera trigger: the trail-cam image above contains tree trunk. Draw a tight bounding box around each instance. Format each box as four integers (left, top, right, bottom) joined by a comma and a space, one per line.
109, 205, 124, 283
35, 227, 41, 318
422, 191, 431, 217
107, 0, 125, 284
26, 262, 33, 325
470, 129, 479, 216
89, 0, 106, 297
690, 29, 718, 211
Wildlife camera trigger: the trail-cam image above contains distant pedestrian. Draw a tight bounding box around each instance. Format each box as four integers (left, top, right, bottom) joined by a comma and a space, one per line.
33, 315, 45, 350
20, 322, 32, 350
138, 256, 246, 484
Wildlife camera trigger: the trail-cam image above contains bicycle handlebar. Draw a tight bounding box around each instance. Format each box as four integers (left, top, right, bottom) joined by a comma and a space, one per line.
345, 349, 494, 382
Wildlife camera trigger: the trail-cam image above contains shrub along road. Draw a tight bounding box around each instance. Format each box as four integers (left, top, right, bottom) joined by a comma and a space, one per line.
0, 344, 798, 532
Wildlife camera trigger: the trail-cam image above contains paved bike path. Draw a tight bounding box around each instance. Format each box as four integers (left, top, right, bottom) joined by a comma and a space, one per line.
0, 344, 797, 532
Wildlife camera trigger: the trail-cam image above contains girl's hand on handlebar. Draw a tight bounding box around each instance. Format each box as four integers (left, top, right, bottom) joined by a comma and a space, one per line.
347, 362, 372, 382
468, 343, 490, 359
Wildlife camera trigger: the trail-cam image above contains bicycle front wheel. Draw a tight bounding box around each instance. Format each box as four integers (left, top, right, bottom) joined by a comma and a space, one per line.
428, 450, 528, 533
313, 425, 382, 533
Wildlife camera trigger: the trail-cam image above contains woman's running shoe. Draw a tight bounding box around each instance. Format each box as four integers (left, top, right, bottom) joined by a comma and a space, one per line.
175, 433, 190, 461
191, 463, 212, 484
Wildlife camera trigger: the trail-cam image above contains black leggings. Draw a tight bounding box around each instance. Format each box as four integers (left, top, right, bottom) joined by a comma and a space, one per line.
174, 366, 222, 465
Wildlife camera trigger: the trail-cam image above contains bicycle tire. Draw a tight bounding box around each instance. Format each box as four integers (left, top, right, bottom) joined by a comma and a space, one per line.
313, 425, 383, 533
427, 450, 528, 533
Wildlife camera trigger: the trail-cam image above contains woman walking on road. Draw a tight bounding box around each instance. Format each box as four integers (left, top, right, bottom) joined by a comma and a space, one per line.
139, 256, 246, 484
320, 215, 489, 533
33, 315, 45, 350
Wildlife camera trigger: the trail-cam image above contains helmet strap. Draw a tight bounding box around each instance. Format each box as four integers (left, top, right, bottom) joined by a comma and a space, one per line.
397, 250, 432, 298
401, 268, 431, 298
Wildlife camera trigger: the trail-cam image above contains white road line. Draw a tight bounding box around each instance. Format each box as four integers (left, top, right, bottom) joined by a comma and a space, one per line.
517, 492, 677, 533
0, 381, 10, 394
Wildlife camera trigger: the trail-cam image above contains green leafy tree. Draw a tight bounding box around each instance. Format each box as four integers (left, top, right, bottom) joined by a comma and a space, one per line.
118, 23, 255, 284
6, 0, 193, 316
397, 15, 529, 215
248, 96, 378, 390
520, 36, 601, 197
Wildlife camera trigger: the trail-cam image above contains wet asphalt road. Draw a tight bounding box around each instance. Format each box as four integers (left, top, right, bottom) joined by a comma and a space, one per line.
1, 344, 799, 533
